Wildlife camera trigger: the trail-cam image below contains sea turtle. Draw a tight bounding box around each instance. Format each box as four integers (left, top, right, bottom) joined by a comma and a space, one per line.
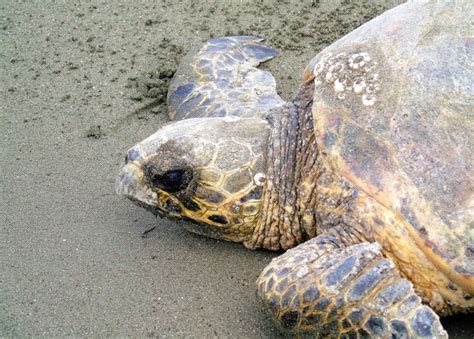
116, 2, 473, 337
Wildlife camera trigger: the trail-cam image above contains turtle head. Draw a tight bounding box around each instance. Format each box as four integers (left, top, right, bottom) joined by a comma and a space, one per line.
116, 116, 270, 243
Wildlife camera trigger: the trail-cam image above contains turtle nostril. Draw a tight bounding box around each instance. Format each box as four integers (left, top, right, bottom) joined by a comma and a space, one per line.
125, 149, 140, 164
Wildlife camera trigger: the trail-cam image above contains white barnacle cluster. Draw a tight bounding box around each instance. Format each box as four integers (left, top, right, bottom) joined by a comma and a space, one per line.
253, 172, 266, 186
313, 51, 381, 106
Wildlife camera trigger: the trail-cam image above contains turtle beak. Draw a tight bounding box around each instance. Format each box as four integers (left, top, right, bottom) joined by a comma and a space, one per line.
116, 161, 164, 217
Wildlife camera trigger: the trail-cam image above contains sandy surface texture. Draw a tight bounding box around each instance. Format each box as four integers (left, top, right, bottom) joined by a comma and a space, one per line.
1, 1, 472, 337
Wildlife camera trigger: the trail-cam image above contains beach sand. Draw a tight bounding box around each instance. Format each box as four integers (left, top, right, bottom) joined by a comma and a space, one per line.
2, 1, 472, 337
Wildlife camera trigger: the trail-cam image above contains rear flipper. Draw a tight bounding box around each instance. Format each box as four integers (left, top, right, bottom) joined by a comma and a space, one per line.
167, 36, 284, 120
257, 235, 447, 338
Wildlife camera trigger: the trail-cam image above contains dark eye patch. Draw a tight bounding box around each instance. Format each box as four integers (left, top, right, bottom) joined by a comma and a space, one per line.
145, 166, 193, 193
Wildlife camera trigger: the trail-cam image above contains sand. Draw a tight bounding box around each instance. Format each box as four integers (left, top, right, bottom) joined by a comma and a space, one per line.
1, 1, 472, 337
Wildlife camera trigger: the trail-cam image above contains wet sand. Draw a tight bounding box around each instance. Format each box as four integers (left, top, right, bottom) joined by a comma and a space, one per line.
1, 1, 472, 337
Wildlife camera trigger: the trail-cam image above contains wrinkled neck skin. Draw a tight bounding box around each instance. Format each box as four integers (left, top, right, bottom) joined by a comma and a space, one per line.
245, 82, 362, 251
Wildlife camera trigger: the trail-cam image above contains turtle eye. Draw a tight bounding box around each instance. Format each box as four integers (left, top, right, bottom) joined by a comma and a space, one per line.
150, 169, 192, 192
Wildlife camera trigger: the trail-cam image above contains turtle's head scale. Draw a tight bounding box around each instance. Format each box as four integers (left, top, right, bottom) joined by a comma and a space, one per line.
116, 116, 270, 243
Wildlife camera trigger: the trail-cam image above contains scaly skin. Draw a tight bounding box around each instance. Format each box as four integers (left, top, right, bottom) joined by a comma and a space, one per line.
256, 236, 447, 338
167, 36, 284, 120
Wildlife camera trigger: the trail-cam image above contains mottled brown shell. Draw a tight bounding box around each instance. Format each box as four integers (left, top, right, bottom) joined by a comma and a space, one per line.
304, 2, 473, 295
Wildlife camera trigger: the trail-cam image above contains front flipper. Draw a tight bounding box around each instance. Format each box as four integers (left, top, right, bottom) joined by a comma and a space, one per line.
167, 36, 284, 120
257, 235, 447, 338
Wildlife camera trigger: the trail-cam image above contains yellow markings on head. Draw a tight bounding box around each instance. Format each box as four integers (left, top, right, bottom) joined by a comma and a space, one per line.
152, 143, 265, 242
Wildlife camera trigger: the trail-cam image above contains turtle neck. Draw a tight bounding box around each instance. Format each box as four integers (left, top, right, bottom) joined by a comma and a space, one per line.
244, 81, 320, 250
244, 81, 361, 251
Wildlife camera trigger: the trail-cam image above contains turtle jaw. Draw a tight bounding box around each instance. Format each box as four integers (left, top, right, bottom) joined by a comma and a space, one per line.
116, 161, 165, 217
116, 161, 258, 242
